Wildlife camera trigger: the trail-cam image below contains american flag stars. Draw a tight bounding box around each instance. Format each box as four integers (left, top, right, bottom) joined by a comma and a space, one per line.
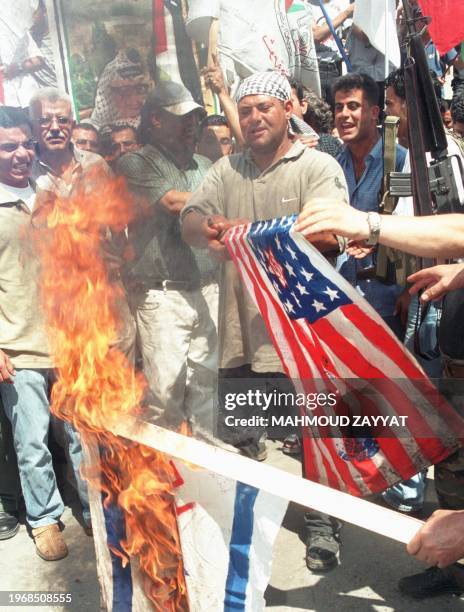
247, 215, 351, 322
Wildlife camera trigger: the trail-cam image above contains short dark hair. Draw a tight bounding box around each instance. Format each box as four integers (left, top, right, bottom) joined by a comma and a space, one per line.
385, 67, 442, 102
105, 122, 138, 138
451, 94, 464, 124
439, 99, 450, 113
331, 73, 379, 107
0, 106, 32, 130
303, 90, 334, 134
200, 114, 229, 129
288, 77, 310, 103
73, 122, 98, 134
385, 68, 405, 100
199, 115, 230, 137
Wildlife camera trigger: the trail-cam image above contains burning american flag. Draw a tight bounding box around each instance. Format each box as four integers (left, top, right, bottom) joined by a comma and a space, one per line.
226, 215, 464, 497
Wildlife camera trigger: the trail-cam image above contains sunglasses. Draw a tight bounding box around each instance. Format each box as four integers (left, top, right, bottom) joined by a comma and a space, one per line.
0, 140, 36, 152
36, 115, 71, 128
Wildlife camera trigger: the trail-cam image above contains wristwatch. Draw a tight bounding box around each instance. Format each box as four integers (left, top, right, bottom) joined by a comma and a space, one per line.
365, 212, 381, 246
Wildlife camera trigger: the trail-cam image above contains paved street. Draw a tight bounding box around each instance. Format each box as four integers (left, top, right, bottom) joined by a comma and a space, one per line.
0, 441, 463, 612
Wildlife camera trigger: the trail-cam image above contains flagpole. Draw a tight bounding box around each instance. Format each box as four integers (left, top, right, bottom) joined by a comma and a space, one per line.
385, 0, 390, 79
317, 0, 353, 72
112, 417, 423, 546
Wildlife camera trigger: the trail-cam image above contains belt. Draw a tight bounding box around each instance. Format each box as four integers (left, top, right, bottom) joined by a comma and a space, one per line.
356, 267, 377, 281
318, 63, 340, 74
132, 279, 198, 291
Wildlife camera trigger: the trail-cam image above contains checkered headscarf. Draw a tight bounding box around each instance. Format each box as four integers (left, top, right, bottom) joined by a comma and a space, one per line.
235, 71, 292, 104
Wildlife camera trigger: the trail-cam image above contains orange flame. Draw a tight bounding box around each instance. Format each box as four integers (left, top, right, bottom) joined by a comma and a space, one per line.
32, 169, 188, 610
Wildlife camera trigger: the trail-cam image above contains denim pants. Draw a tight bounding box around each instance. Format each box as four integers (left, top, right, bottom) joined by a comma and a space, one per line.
0, 398, 20, 513
382, 296, 442, 511
0, 368, 90, 528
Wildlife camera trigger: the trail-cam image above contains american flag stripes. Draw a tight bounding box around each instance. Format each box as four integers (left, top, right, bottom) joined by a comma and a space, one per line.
226, 215, 464, 497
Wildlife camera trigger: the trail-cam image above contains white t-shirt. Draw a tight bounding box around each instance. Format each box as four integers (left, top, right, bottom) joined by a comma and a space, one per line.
4, 182, 36, 211
394, 135, 464, 216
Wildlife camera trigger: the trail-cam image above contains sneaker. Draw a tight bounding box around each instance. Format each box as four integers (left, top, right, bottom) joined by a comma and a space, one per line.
281, 434, 301, 456
83, 522, 93, 537
32, 523, 68, 561
306, 532, 340, 571
237, 435, 268, 461
398, 566, 463, 599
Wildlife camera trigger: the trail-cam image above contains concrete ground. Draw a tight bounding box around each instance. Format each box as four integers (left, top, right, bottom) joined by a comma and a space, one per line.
1, 441, 464, 612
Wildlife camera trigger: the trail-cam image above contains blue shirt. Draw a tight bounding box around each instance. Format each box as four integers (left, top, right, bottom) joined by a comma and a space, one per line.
336, 138, 407, 318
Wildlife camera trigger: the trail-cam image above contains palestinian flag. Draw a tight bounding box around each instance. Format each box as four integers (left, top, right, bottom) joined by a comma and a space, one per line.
417, 0, 464, 55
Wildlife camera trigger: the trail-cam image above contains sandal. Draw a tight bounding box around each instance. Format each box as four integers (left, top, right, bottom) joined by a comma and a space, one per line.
281, 434, 301, 456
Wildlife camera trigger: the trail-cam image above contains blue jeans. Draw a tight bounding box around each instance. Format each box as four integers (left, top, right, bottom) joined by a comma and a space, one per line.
382, 296, 443, 511
405, 295, 442, 379
0, 369, 90, 528
0, 397, 20, 513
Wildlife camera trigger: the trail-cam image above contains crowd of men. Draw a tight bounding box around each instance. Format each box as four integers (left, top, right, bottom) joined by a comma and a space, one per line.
1, 0, 464, 605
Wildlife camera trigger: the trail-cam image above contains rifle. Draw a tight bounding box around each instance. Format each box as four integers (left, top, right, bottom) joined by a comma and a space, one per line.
388, 0, 464, 216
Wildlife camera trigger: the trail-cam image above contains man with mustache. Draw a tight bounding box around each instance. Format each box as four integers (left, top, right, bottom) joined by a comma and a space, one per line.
30, 88, 136, 364
30, 88, 104, 196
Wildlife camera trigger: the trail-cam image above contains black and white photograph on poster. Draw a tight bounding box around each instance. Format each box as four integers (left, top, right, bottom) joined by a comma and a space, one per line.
0, 0, 464, 610
50, 0, 204, 127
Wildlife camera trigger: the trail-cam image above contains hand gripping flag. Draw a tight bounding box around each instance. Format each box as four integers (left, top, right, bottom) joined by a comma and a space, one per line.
226, 215, 464, 497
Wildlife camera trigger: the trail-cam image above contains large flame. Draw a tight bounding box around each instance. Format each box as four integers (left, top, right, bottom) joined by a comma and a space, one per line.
32, 168, 188, 610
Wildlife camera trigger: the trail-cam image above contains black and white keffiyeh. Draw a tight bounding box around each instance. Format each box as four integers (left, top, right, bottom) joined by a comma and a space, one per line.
235, 71, 292, 104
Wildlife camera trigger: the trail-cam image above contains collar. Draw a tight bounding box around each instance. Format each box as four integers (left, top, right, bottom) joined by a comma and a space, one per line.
244, 139, 307, 167
342, 135, 382, 164
288, 115, 318, 138
34, 143, 84, 178
366, 136, 383, 161
0, 179, 36, 207
148, 142, 199, 171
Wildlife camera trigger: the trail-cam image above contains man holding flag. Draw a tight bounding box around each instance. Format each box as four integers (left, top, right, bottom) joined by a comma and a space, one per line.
181, 70, 350, 571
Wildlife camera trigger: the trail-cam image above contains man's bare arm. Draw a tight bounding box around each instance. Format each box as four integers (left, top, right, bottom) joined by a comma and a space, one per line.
295, 202, 464, 259
182, 210, 250, 260
0, 349, 15, 384
182, 210, 218, 248
158, 190, 191, 215
408, 263, 464, 302
202, 54, 245, 149
312, 4, 354, 43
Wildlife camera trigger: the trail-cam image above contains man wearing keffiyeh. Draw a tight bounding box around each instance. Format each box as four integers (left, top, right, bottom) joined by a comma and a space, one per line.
181, 70, 350, 573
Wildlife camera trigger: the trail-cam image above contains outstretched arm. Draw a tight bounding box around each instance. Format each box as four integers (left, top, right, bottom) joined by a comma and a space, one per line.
295, 202, 464, 259
312, 4, 354, 43
408, 263, 464, 302
202, 54, 245, 149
